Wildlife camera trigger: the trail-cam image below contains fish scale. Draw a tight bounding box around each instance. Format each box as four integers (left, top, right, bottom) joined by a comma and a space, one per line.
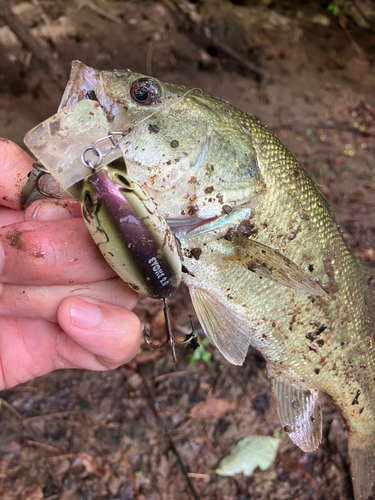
31, 60, 375, 499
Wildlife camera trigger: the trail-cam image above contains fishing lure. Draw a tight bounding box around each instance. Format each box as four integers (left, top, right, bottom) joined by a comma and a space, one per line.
24, 99, 195, 360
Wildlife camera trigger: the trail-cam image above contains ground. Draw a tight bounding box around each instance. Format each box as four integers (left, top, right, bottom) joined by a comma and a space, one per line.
0, 0, 375, 499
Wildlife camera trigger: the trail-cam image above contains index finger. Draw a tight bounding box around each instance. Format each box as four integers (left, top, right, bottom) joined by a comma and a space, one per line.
0, 139, 34, 210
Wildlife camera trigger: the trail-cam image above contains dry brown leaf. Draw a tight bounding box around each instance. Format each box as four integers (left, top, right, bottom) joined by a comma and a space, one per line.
22, 485, 43, 500
189, 398, 238, 419
132, 348, 165, 365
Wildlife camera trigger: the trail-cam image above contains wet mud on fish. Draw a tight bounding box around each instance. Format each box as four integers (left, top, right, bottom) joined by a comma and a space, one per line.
0, 1, 374, 499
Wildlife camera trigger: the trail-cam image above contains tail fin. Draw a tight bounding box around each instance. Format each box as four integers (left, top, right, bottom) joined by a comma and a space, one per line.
349, 438, 375, 499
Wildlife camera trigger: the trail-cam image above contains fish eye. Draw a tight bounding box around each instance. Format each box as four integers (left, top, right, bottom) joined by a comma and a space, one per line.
130, 78, 161, 106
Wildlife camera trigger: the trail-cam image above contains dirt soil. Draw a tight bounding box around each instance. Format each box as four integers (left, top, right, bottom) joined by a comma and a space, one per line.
0, 0, 375, 499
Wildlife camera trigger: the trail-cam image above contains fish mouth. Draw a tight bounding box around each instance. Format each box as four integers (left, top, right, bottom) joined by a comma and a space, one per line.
58, 61, 129, 131
58, 61, 102, 112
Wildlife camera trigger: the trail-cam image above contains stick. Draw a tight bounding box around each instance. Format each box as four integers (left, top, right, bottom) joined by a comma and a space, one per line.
26, 440, 59, 453
80, 0, 122, 25
2, 385, 38, 392
168, 0, 267, 80
121, 451, 140, 500
271, 121, 374, 137
151, 370, 189, 384
0, 0, 67, 90
139, 368, 201, 500
0, 397, 23, 420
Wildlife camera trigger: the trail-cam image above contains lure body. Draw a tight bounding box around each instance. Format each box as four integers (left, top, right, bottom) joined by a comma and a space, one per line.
69, 160, 182, 298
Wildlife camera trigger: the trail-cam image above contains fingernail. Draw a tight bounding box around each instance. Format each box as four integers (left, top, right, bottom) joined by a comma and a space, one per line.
31, 201, 71, 221
0, 242, 3, 275
70, 298, 102, 329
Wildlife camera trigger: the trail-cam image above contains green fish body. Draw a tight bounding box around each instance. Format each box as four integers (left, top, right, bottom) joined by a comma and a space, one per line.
53, 61, 375, 498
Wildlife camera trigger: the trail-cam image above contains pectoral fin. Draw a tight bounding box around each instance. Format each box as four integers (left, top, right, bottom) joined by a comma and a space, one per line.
272, 376, 322, 452
189, 287, 251, 365
227, 237, 327, 297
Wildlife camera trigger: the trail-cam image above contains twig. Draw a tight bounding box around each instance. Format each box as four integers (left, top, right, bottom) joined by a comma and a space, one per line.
0, 458, 9, 496
198, 423, 217, 456
338, 12, 368, 61
188, 472, 211, 479
168, 0, 267, 80
146, 41, 174, 75
121, 451, 140, 500
0, 0, 67, 90
190, 465, 204, 499
0, 397, 23, 420
211, 34, 267, 78
0, 397, 38, 438
78, 0, 122, 25
151, 370, 189, 384
2, 385, 38, 392
23, 410, 85, 424
271, 121, 374, 137
139, 368, 201, 500
27, 440, 59, 452
351, 0, 375, 31
361, 102, 375, 120
48, 453, 77, 461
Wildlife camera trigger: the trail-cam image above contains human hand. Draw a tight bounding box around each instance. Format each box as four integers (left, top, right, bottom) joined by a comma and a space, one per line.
0, 139, 142, 390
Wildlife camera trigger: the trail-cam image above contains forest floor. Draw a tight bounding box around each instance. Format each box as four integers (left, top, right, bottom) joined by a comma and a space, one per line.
0, 0, 375, 499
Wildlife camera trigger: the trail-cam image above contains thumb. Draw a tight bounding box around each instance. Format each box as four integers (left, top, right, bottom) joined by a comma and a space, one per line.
57, 296, 142, 369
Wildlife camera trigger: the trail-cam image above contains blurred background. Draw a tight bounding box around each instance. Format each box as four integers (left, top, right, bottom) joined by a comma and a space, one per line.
0, 1, 374, 499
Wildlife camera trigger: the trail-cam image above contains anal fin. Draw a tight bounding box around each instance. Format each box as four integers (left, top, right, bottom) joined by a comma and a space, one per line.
272, 376, 322, 452
189, 287, 252, 366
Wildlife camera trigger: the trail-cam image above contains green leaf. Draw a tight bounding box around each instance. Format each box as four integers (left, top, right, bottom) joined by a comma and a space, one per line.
327, 3, 340, 16
215, 435, 281, 477
202, 350, 212, 363
189, 337, 212, 364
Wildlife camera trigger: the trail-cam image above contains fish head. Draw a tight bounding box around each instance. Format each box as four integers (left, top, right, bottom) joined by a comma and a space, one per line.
59, 61, 265, 223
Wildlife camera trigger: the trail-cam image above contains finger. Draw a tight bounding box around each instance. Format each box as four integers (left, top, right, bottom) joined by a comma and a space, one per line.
0, 317, 62, 388
24, 198, 82, 221
0, 218, 116, 285
0, 140, 33, 210
0, 207, 25, 226
57, 296, 142, 370
0, 278, 139, 321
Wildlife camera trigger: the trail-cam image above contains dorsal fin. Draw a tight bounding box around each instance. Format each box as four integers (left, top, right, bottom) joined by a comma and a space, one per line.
271, 376, 322, 452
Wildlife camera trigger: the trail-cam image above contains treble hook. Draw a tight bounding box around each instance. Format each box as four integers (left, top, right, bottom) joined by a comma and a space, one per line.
143, 299, 196, 362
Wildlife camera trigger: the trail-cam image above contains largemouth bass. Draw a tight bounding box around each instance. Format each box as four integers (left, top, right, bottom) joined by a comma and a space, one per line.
35, 61, 375, 499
